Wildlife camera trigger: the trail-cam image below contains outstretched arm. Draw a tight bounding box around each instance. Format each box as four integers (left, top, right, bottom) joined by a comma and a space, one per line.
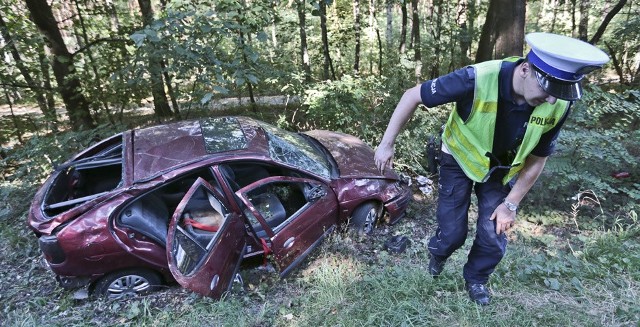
491, 154, 548, 234
374, 85, 423, 172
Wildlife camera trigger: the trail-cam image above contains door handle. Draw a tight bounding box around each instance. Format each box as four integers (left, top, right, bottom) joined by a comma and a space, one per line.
283, 237, 295, 249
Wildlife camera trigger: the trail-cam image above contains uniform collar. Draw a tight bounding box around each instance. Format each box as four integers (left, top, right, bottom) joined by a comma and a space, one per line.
500, 58, 531, 109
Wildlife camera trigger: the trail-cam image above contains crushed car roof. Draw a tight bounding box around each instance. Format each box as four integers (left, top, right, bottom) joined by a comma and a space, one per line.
131, 117, 267, 181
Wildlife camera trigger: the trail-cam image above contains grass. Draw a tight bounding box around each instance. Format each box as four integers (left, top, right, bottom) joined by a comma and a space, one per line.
1, 108, 638, 327
3, 197, 637, 326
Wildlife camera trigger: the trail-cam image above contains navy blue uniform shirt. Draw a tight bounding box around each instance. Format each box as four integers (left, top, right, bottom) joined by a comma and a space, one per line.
420, 60, 570, 164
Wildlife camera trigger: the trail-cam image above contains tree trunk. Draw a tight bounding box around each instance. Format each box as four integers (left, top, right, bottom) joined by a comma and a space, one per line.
386, 0, 393, 50
137, 0, 173, 118
411, 0, 421, 82
578, 0, 590, 41
399, 0, 407, 54
74, 0, 116, 124
494, 0, 525, 58
319, 0, 335, 80
475, 0, 525, 62
371, 0, 383, 74
430, 0, 443, 78
296, 0, 311, 83
24, 0, 95, 130
0, 11, 55, 124
589, 0, 627, 45
353, 0, 361, 74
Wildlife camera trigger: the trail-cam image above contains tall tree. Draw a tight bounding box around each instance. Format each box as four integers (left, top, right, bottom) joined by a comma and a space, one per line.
24, 0, 95, 130
411, 0, 421, 82
137, 0, 173, 118
386, 0, 393, 50
578, 0, 590, 41
475, 0, 525, 62
296, 0, 311, 82
353, 0, 361, 74
399, 0, 407, 53
318, 0, 335, 80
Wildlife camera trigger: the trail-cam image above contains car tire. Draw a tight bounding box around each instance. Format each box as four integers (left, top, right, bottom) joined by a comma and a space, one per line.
350, 202, 380, 235
92, 269, 162, 299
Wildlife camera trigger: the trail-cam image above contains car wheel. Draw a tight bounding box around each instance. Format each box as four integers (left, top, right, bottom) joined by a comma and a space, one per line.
350, 202, 380, 235
93, 269, 162, 299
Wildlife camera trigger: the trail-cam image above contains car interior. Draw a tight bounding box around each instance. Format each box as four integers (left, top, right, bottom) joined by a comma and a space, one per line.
43, 139, 123, 217
115, 163, 315, 264
220, 163, 312, 237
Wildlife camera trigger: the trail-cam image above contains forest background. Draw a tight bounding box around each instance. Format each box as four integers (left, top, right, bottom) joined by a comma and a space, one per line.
0, 0, 639, 326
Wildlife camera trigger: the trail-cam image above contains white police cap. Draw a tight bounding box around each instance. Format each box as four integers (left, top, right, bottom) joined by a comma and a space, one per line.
525, 32, 609, 100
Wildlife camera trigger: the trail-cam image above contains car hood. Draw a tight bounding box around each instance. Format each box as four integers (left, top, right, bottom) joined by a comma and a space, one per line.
304, 130, 398, 179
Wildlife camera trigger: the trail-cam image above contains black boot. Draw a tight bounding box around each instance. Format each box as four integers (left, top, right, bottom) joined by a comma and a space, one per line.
428, 255, 446, 277
465, 282, 491, 305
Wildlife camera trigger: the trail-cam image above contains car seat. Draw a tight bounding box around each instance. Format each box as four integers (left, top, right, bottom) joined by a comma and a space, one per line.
119, 195, 169, 246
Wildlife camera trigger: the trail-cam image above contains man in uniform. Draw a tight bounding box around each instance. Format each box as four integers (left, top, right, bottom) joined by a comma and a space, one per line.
374, 33, 609, 305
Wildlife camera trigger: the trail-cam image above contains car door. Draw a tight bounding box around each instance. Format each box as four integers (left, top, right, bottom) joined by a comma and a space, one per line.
166, 177, 246, 298
236, 176, 338, 277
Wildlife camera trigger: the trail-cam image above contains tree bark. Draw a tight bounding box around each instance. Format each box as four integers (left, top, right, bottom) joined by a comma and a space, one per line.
578, 0, 590, 41
296, 0, 311, 82
399, 0, 407, 54
475, 0, 525, 62
411, 0, 421, 82
24, 0, 95, 130
319, 0, 335, 80
353, 0, 361, 74
386, 0, 393, 50
137, 0, 173, 118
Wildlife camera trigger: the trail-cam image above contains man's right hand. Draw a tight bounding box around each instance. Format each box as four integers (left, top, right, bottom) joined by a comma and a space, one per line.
374, 144, 394, 173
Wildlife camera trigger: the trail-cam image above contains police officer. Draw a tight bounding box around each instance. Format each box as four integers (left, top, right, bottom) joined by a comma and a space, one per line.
374, 33, 609, 305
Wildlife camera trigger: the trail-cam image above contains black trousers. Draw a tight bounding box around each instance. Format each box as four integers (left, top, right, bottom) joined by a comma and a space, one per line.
428, 153, 512, 284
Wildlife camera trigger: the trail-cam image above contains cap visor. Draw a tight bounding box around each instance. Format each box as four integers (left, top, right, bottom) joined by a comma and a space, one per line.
535, 71, 582, 101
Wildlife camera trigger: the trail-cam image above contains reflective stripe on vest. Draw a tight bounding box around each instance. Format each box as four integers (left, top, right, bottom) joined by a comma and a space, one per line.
442, 58, 569, 184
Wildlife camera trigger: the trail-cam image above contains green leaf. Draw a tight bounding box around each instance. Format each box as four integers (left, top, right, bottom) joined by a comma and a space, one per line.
200, 92, 213, 104
130, 32, 147, 47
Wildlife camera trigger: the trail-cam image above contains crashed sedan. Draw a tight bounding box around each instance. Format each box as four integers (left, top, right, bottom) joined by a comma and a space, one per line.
28, 116, 411, 299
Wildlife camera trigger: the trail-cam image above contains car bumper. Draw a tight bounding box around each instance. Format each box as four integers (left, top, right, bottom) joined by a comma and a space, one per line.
384, 186, 412, 225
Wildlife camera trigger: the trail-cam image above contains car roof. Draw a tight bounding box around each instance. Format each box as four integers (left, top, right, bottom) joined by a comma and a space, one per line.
131, 116, 269, 182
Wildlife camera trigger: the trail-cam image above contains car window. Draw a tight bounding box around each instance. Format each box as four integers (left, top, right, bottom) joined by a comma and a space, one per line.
43, 135, 123, 216
173, 184, 229, 275
259, 123, 331, 179
245, 181, 310, 233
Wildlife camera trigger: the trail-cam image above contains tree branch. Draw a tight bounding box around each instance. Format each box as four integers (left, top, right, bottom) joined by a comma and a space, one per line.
72, 37, 129, 57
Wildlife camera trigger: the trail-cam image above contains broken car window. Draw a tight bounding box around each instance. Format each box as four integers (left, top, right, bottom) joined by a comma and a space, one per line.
259, 123, 331, 179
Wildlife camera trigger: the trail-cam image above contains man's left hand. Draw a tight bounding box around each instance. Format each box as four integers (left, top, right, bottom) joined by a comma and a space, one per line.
490, 204, 516, 234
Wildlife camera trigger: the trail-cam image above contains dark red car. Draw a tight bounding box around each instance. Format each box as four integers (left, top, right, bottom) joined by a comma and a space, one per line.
28, 116, 411, 299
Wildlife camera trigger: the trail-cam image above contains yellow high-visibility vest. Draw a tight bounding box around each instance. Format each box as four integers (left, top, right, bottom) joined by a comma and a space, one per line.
441, 58, 569, 184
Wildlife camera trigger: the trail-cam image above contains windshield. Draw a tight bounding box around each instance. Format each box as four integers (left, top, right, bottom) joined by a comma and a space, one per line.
259, 123, 331, 179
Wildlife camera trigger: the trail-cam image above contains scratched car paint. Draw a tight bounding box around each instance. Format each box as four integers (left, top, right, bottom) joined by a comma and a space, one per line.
28, 116, 411, 299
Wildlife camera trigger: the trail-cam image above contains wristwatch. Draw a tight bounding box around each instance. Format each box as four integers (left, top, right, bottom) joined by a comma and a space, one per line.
503, 199, 518, 212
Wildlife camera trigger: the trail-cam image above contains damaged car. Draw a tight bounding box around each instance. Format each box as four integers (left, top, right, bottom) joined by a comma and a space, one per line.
28, 116, 411, 299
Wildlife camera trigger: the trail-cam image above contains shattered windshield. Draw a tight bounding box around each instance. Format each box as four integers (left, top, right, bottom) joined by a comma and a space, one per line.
260, 123, 331, 179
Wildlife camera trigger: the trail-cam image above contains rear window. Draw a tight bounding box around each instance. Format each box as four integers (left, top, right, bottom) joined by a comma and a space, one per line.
43, 135, 123, 216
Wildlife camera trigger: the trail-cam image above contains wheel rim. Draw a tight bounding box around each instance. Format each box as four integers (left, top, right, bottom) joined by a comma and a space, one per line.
363, 208, 377, 234
107, 274, 151, 299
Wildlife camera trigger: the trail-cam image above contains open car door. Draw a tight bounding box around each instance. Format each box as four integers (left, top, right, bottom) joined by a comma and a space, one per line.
236, 176, 338, 277
166, 177, 246, 298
